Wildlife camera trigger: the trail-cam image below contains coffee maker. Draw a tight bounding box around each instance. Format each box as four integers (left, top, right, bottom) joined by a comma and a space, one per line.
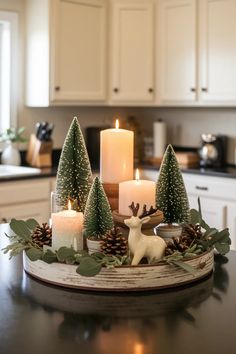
199, 134, 227, 168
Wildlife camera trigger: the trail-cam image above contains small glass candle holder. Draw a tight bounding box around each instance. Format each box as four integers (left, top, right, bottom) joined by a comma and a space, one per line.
51, 191, 64, 214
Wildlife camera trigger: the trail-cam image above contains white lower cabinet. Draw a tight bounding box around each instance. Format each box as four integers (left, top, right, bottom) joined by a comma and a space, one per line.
0, 179, 52, 224
1, 201, 50, 225
141, 169, 236, 250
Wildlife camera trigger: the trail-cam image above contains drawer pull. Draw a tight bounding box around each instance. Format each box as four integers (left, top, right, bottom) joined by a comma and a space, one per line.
195, 186, 208, 191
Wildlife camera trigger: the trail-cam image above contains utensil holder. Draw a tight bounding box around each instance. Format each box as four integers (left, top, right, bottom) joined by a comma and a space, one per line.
26, 134, 53, 167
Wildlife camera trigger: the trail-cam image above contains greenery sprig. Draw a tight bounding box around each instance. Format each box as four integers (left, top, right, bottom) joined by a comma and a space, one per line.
2, 198, 231, 277
2, 218, 129, 277
158, 198, 231, 273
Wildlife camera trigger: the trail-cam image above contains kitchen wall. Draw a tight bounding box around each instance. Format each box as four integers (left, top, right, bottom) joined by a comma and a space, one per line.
1, 0, 236, 164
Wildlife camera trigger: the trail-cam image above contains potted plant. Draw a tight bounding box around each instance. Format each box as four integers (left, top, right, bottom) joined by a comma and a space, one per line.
83, 176, 114, 254
155, 145, 190, 239
0, 127, 27, 166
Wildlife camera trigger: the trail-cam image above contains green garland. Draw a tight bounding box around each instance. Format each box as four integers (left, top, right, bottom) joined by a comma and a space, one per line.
1, 199, 231, 277
2, 218, 129, 277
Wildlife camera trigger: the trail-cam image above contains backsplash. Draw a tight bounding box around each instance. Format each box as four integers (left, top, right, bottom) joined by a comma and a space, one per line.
17, 106, 236, 166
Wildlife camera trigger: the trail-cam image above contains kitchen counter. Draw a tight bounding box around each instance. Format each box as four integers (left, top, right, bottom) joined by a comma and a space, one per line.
141, 163, 236, 179
1, 163, 236, 183
0, 223, 235, 354
0, 166, 58, 182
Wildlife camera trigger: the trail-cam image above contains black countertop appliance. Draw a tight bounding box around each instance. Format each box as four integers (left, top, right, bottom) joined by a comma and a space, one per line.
86, 126, 109, 170
199, 134, 228, 168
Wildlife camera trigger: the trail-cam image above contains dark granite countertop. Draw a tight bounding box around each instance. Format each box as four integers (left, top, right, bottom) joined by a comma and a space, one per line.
1, 164, 236, 183
0, 166, 58, 183
0, 223, 235, 354
140, 163, 236, 179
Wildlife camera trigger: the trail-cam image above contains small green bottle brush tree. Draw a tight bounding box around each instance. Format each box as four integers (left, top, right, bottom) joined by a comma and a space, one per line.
83, 176, 114, 240
156, 144, 190, 226
55, 117, 93, 212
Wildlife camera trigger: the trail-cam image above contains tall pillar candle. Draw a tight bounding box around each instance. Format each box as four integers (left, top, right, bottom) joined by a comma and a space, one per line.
100, 120, 134, 183
51, 202, 83, 251
119, 169, 156, 216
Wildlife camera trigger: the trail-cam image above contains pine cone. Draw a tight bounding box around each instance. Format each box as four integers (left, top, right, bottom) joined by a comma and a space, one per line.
32, 223, 52, 249
165, 224, 203, 256
101, 227, 127, 256
182, 224, 202, 241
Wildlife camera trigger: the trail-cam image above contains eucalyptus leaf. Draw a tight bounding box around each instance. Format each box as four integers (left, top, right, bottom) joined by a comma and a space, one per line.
25, 219, 40, 230
200, 219, 210, 231
26, 248, 43, 261
42, 249, 57, 264
214, 243, 230, 255
189, 209, 202, 225
184, 252, 197, 259
171, 260, 197, 275
91, 252, 106, 260
65, 255, 76, 265
208, 229, 230, 246
204, 228, 218, 238
10, 219, 31, 240
56, 247, 76, 262
76, 257, 102, 277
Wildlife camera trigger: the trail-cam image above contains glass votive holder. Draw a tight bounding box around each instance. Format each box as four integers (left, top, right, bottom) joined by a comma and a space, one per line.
51, 191, 63, 214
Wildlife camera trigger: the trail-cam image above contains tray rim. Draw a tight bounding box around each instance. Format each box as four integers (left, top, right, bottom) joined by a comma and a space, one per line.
23, 250, 214, 292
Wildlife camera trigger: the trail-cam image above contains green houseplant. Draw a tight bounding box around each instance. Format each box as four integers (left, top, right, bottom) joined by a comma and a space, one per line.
0, 127, 27, 166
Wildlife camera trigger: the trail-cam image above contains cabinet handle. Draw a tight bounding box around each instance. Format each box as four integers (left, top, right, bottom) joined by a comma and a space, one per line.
55, 86, 60, 91
195, 186, 208, 191
190, 87, 196, 92
201, 87, 208, 92
113, 88, 119, 93
148, 88, 154, 93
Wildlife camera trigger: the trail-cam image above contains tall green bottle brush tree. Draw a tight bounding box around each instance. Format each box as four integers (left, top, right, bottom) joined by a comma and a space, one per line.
156, 144, 190, 225
55, 117, 93, 212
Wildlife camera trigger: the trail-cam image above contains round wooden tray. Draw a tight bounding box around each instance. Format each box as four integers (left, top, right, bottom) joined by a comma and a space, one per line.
23, 250, 214, 292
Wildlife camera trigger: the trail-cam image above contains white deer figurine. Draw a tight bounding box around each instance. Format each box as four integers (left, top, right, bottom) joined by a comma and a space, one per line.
124, 203, 166, 266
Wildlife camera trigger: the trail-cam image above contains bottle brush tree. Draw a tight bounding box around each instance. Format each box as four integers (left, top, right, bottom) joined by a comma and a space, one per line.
55, 117, 93, 212
83, 177, 114, 239
156, 144, 190, 224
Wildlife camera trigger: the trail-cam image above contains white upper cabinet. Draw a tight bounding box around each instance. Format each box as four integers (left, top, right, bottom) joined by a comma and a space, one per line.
26, 0, 107, 106
157, 0, 197, 103
157, 0, 236, 105
110, 0, 154, 103
199, 0, 236, 104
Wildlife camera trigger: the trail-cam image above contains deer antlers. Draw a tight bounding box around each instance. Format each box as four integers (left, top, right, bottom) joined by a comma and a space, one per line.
129, 202, 140, 216
129, 202, 157, 219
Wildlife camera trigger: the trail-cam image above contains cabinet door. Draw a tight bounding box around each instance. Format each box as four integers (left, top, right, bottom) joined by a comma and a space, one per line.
51, 0, 107, 102
188, 195, 227, 231
157, 0, 197, 103
110, 1, 154, 102
226, 202, 236, 250
199, 0, 236, 103
0, 201, 50, 225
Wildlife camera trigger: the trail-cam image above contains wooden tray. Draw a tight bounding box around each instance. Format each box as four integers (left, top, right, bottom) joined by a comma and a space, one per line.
23, 250, 214, 292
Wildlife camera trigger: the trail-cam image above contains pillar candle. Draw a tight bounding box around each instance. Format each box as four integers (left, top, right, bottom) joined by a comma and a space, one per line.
100, 119, 134, 183
51, 201, 83, 251
119, 169, 156, 216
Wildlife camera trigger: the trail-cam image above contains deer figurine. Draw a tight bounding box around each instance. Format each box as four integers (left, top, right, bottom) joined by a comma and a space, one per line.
124, 202, 166, 266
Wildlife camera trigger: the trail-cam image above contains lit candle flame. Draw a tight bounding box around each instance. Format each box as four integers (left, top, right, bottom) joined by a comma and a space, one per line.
135, 168, 140, 181
115, 119, 119, 129
68, 200, 72, 210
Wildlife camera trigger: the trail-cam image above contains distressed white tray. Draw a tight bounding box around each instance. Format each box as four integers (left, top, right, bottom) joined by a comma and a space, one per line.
23, 250, 214, 292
